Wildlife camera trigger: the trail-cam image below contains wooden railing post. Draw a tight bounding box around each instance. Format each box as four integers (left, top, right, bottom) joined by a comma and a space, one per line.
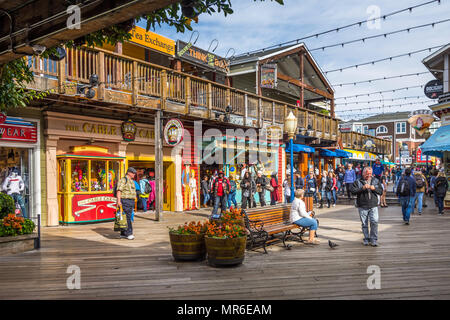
57, 56, 66, 94
226, 88, 231, 108
272, 102, 276, 124
258, 98, 262, 128
244, 94, 248, 127
132, 61, 138, 106
161, 70, 167, 110
208, 83, 213, 119
185, 76, 191, 114
97, 51, 105, 100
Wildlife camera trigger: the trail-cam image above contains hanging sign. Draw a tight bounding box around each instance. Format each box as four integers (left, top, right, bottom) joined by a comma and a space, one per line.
260, 64, 277, 89
164, 119, 184, 147
121, 119, 137, 142
176, 40, 230, 73
0, 117, 37, 143
128, 26, 175, 56
408, 110, 434, 136
424, 80, 443, 99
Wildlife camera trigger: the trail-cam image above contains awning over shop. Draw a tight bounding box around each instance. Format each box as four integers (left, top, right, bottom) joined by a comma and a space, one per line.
334, 149, 352, 158
319, 149, 338, 157
421, 125, 450, 158
343, 149, 377, 161
285, 141, 315, 153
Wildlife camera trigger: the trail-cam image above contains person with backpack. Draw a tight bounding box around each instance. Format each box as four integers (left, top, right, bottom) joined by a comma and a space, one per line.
255, 171, 267, 207
344, 163, 357, 199
434, 172, 448, 215
227, 174, 238, 209
350, 167, 383, 246
294, 171, 304, 191
116, 167, 137, 240
211, 171, 230, 218
201, 175, 211, 208
396, 167, 416, 225
413, 169, 428, 215
139, 174, 151, 212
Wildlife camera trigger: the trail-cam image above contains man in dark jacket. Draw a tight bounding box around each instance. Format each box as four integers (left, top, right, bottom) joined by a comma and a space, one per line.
396, 167, 416, 225
211, 171, 230, 218
350, 167, 383, 246
255, 171, 267, 207
294, 171, 304, 190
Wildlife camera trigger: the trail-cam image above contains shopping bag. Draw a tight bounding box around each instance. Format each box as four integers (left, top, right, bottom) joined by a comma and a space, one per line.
114, 205, 127, 231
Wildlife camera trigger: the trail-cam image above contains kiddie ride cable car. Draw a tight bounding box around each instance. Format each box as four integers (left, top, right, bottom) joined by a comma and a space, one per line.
57, 145, 125, 224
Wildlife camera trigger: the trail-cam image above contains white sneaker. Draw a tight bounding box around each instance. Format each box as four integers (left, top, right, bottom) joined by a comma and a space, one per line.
333, 204, 336, 207
127, 235, 135, 240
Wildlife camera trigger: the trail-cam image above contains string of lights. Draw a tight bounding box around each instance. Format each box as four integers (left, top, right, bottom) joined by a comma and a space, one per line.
324, 45, 444, 74
335, 95, 431, 105
310, 18, 450, 53
234, 0, 442, 58
333, 72, 429, 87
337, 107, 430, 119
336, 100, 434, 113
335, 85, 425, 100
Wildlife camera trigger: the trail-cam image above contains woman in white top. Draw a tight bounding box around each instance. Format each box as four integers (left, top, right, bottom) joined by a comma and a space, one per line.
290, 189, 319, 244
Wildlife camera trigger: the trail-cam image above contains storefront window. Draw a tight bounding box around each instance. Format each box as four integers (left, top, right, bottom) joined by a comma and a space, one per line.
71, 160, 88, 192
58, 159, 66, 192
108, 161, 121, 191
91, 160, 106, 191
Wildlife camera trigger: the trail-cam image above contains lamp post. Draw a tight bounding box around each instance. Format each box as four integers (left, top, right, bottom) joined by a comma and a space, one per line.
285, 111, 297, 203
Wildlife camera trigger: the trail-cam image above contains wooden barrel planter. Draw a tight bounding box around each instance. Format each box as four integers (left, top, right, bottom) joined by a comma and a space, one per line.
169, 232, 206, 261
205, 236, 246, 267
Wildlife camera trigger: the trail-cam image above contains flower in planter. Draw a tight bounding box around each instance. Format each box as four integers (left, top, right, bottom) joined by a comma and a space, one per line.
220, 207, 244, 224
205, 221, 246, 239
0, 214, 35, 237
168, 220, 209, 235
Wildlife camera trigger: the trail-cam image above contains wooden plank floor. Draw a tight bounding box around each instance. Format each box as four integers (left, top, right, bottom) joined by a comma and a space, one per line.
1, 196, 449, 300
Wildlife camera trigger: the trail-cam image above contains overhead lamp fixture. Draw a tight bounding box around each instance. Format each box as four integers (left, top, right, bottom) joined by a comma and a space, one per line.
77, 74, 99, 99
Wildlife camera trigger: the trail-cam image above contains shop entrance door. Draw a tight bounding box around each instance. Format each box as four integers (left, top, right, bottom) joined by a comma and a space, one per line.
0, 147, 31, 218
127, 160, 174, 211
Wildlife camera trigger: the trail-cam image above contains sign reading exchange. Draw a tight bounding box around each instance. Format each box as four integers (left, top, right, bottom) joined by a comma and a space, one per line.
176, 40, 230, 73
129, 26, 175, 56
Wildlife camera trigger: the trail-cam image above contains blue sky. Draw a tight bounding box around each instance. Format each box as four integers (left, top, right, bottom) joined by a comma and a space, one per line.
137, 0, 450, 120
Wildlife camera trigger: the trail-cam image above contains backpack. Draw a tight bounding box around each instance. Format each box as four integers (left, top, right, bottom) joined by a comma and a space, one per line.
144, 181, 152, 194
397, 177, 410, 197
113, 177, 126, 198
415, 175, 425, 189
230, 180, 237, 192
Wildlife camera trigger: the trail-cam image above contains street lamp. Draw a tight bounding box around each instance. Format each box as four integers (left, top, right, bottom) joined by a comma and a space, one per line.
285, 111, 297, 203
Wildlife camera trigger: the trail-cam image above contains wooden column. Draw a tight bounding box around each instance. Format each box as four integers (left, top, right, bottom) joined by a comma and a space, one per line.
299, 52, 304, 109
46, 137, 59, 227
330, 99, 335, 118
207, 83, 213, 119
185, 76, 191, 114
155, 110, 163, 221
161, 70, 167, 110
97, 51, 105, 100
57, 56, 66, 94
244, 94, 248, 127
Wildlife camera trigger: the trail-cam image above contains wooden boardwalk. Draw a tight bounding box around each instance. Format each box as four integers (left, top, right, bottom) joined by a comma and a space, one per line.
1, 200, 449, 300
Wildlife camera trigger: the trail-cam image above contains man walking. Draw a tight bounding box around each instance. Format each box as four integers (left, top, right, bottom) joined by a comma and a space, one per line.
413, 169, 428, 215
350, 167, 383, 246
344, 163, 357, 199
116, 167, 137, 240
211, 171, 230, 218
396, 167, 416, 225
372, 158, 384, 181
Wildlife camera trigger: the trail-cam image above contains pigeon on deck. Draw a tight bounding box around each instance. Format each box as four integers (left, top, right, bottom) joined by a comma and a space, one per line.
328, 240, 339, 249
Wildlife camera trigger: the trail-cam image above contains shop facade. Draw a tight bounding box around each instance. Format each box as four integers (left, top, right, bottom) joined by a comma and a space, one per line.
0, 115, 41, 222
44, 111, 182, 225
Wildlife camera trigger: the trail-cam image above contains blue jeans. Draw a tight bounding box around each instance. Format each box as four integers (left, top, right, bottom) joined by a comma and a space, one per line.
11, 193, 27, 219
227, 191, 237, 208
337, 180, 344, 195
414, 192, 424, 214
212, 194, 227, 217
140, 197, 148, 211
203, 192, 210, 206
321, 190, 331, 205
358, 207, 378, 243
331, 189, 337, 204
293, 217, 318, 231
399, 196, 414, 222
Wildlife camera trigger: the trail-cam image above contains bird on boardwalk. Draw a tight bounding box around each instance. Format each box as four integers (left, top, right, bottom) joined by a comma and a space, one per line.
328, 240, 339, 249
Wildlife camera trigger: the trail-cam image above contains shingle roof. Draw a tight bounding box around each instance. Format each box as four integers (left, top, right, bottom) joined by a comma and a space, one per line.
343, 111, 411, 123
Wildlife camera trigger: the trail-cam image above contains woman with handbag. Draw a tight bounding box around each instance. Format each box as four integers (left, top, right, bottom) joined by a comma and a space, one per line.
305, 169, 318, 207
240, 172, 253, 209
270, 172, 279, 205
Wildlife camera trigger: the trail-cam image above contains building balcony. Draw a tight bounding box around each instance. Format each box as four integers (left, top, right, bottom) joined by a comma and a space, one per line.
24, 46, 339, 140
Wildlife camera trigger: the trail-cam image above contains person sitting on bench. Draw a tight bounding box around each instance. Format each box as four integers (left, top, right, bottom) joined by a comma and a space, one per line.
290, 189, 320, 245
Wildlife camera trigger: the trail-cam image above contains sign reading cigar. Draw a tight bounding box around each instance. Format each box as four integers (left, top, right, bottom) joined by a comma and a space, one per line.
176, 40, 230, 73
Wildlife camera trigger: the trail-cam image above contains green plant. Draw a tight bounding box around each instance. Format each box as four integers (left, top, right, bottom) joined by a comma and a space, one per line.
0, 193, 14, 219
168, 221, 208, 235
0, 214, 35, 237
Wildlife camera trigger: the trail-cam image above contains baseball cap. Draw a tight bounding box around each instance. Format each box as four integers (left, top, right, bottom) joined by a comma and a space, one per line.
127, 167, 137, 174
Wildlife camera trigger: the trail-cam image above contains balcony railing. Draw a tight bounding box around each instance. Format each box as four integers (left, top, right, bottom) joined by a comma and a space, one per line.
26, 46, 339, 138
340, 131, 392, 155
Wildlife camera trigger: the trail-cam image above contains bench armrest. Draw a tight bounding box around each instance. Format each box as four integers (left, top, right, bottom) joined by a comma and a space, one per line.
247, 219, 265, 232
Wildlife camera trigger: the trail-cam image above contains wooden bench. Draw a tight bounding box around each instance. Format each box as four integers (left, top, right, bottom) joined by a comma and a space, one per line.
243, 203, 318, 254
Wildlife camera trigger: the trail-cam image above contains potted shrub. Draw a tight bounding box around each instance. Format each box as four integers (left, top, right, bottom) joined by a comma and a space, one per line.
0, 193, 14, 219
204, 221, 247, 267
168, 221, 208, 261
